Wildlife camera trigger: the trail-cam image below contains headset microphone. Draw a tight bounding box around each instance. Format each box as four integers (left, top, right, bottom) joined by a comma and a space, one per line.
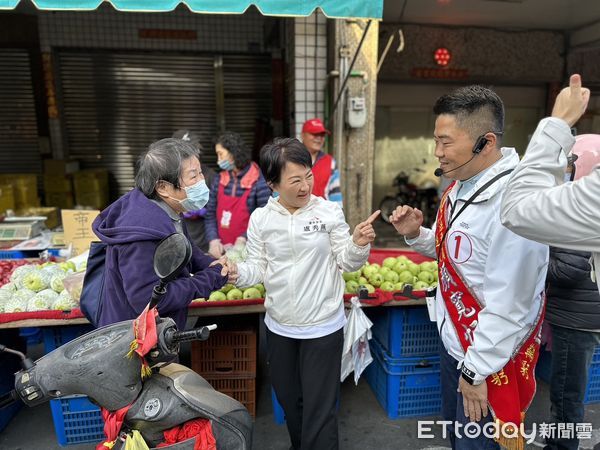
434, 154, 477, 177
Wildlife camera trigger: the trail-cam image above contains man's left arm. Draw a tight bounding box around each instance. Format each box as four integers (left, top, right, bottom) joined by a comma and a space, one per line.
463, 222, 549, 378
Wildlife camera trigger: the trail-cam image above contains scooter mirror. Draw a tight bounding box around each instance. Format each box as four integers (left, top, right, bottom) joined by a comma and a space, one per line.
153, 233, 193, 283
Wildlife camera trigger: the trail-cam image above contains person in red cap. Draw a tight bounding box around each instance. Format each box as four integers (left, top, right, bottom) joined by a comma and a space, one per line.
301, 118, 343, 207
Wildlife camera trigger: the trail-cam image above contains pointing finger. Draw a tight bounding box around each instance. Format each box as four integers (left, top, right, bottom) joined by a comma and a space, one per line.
364, 210, 381, 225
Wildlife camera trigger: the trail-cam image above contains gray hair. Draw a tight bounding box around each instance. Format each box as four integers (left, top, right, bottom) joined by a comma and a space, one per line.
135, 138, 200, 198
172, 129, 204, 156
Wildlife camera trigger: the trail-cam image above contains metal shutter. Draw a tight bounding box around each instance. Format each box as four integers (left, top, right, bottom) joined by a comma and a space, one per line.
0, 49, 41, 175
56, 50, 217, 198
222, 54, 272, 150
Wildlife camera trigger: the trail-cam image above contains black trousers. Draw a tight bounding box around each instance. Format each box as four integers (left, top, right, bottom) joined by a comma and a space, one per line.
266, 327, 344, 450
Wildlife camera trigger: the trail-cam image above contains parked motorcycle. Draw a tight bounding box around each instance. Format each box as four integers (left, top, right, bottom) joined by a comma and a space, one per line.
0, 233, 253, 449
379, 169, 439, 227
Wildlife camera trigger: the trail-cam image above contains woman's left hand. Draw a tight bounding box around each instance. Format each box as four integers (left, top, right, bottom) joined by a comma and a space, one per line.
352, 210, 381, 247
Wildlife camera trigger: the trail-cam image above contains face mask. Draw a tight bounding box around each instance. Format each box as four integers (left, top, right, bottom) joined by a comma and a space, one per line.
218, 159, 234, 171
178, 179, 210, 211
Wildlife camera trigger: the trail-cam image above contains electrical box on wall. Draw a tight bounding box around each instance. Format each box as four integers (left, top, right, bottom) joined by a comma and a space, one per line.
346, 96, 367, 128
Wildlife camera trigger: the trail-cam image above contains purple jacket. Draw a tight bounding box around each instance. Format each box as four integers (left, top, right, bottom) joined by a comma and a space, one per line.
92, 189, 227, 330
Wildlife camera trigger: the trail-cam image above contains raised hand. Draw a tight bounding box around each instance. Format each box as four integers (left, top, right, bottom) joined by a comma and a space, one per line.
389, 205, 424, 239
552, 74, 590, 127
352, 210, 380, 247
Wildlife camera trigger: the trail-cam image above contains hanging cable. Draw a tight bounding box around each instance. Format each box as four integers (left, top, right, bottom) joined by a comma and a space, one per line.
328, 19, 373, 124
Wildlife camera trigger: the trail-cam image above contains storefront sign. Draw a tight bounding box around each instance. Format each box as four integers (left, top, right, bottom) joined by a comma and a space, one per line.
411, 67, 469, 80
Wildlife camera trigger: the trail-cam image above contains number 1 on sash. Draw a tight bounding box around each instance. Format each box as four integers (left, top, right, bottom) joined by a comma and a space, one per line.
454, 235, 462, 259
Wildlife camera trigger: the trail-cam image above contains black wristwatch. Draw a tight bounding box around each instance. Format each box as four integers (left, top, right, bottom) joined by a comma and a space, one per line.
461, 365, 481, 385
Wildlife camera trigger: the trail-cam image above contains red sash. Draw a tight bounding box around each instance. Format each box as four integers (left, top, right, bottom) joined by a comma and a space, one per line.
311, 153, 333, 198
435, 186, 544, 450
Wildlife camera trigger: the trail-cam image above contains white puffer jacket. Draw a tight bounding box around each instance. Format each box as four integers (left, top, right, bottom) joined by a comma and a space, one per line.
237, 195, 369, 327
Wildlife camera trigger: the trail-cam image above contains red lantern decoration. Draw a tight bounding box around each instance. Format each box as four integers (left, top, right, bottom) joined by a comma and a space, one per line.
434, 47, 451, 67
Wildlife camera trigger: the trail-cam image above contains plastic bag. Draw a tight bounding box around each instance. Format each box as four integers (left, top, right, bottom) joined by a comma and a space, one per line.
124, 430, 150, 450
62, 271, 85, 301
341, 296, 373, 384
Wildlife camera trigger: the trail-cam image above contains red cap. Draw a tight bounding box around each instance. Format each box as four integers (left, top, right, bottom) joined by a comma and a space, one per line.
302, 118, 330, 135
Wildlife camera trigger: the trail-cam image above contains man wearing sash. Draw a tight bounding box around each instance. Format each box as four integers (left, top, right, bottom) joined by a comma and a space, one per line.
390, 85, 549, 450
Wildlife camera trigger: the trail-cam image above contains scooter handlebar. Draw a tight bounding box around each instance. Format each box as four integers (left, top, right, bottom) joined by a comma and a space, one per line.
166, 324, 217, 345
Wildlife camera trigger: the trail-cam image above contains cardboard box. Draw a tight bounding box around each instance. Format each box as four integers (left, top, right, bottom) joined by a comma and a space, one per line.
75, 191, 109, 210
45, 191, 75, 209
61, 209, 100, 256
0, 174, 37, 188
0, 174, 39, 209
73, 169, 109, 194
44, 174, 73, 193
0, 184, 15, 214
73, 169, 109, 209
43, 159, 80, 176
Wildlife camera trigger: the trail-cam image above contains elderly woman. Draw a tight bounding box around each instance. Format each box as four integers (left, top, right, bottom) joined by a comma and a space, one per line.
172, 129, 216, 252
205, 131, 271, 258
92, 138, 228, 330
236, 138, 378, 450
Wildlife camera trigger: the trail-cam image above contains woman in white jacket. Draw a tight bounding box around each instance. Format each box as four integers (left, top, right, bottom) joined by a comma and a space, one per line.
236, 138, 378, 450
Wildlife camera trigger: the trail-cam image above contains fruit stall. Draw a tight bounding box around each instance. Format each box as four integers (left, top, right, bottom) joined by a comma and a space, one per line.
0, 248, 434, 328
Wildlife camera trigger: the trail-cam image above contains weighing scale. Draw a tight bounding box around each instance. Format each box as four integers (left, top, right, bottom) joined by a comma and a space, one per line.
0, 219, 45, 241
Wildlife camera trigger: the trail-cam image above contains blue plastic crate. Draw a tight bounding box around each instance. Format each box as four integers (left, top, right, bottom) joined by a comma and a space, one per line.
271, 388, 286, 425
366, 306, 439, 358
0, 396, 22, 433
0, 249, 61, 259
19, 327, 43, 345
0, 250, 28, 259
0, 329, 24, 394
593, 345, 600, 365
50, 395, 104, 446
365, 338, 441, 419
585, 365, 600, 403
43, 325, 94, 353
271, 386, 339, 425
